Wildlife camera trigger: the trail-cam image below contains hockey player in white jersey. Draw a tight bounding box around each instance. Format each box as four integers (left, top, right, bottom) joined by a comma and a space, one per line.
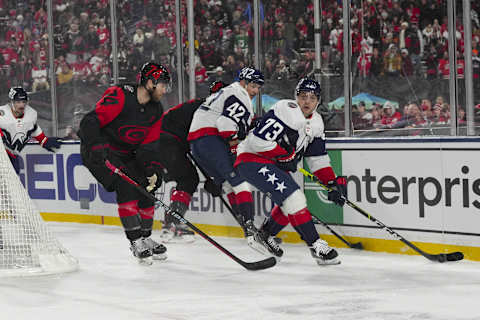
0, 87, 61, 173
234, 78, 346, 265
188, 67, 264, 248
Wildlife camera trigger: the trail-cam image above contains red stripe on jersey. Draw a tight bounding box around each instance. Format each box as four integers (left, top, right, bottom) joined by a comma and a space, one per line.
288, 207, 312, 227
187, 127, 220, 141
162, 99, 195, 117
141, 118, 162, 145
314, 167, 336, 185
139, 206, 154, 219
234, 153, 275, 167
271, 205, 289, 226
226, 192, 237, 206
171, 190, 191, 206
236, 191, 253, 204
258, 143, 289, 159
95, 86, 126, 127
118, 200, 139, 217
33, 132, 46, 143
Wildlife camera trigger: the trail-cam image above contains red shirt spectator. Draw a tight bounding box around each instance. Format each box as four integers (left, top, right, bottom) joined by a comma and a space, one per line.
381, 102, 402, 126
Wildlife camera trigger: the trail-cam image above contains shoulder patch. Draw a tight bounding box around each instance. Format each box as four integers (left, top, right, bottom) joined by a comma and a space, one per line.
288, 102, 298, 109
123, 85, 134, 93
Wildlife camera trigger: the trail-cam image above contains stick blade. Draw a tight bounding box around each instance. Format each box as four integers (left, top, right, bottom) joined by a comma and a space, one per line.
350, 242, 363, 250
432, 251, 464, 263
243, 257, 277, 271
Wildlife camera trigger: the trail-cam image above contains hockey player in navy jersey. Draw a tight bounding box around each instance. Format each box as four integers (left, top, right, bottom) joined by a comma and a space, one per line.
0, 87, 61, 174
78, 62, 169, 264
136, 81, 226, 243
234, 78, 346, 265
187, 67, 264, 249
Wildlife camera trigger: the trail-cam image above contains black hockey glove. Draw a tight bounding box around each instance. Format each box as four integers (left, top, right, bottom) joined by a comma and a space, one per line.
42, 137, 62, 152
275, 138, 297, 172
327, 176, 347, 207
204, 178, 222, 197
89, 143, 110, 167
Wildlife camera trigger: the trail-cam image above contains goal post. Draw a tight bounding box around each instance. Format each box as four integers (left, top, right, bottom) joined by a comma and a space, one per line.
0, 142, 78, 276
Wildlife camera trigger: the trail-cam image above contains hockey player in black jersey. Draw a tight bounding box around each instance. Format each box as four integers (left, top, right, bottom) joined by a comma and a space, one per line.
78, 62, 170, 264
136, 81, 227, 242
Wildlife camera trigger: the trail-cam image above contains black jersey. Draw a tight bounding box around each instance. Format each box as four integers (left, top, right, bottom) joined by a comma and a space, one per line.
141, 98, 204, 146
78, 83, 163, 152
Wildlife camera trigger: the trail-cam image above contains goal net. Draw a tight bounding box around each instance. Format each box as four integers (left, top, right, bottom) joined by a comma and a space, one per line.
0, 142, 78, 276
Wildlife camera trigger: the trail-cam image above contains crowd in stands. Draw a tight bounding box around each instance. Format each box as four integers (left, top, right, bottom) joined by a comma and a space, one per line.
0, 0, 479, 133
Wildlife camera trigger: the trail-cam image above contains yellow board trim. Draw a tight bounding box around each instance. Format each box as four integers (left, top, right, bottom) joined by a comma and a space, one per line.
40, 212, 480, 262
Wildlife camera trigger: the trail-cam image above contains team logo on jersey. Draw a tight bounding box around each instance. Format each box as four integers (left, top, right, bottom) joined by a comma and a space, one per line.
117, 125, 149, 144
288, 102, 297, 109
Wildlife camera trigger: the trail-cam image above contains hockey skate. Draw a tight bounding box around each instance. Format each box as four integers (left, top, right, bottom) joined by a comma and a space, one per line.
160, 222, 195, 243
130, 238, 153, 265
247, 223, 284, 258
143, 237, 167, 260
309, 238, 340, 265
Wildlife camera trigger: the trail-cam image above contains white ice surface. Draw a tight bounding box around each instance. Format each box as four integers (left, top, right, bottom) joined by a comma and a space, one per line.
0, 222, 479, 320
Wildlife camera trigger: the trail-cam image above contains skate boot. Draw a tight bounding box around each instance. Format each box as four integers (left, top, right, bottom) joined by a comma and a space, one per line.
309, 238, 340, 265
143, 237, 167, 260
247, 223, 283, 258
160, 222, 195, 243
130, 238, 153, 265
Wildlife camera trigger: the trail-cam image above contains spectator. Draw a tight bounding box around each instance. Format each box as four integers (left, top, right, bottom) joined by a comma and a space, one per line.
57, 60, 73, 85
353, 101, 373, 130
31, 62, 49, 92
400, 49, 414, 77
431, 103, 448, 125
212, 66, 227, 82
383, 44, 402, 77
381, 101, 402, 127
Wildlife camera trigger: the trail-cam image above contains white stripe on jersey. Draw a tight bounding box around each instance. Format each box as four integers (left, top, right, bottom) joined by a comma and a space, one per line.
0, 104, 42, 155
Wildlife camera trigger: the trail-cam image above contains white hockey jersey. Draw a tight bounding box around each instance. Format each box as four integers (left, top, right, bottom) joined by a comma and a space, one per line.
236, 99, 332, 173
187, 81, 254, 141
0, 103, 44, 156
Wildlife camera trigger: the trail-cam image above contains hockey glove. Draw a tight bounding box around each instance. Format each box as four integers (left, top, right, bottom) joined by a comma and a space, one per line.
89, 143, 110, 166
327, 176, 347, 207
42, 137, 62, 152
275, 142, 297, 172
144, 165, 162, 193
204, 178, 222, 197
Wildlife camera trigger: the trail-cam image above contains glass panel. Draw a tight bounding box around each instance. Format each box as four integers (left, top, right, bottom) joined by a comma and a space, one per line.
470, 1, 480, 133
51, 1, 112, 140
0, 2, 54, 135
116, 1, 179, 108
349, 0, 451, 137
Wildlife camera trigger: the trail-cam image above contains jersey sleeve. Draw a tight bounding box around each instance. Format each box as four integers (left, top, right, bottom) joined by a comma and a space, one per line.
305, 137, 335, 184
94, 86, 125, 128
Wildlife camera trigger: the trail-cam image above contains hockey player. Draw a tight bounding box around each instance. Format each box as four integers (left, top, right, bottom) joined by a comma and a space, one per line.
187, 67, 264, 248
234, 78, 346, 265
0, 87, 61, 174
136, 81, 227, 243
78, 62, 169, 264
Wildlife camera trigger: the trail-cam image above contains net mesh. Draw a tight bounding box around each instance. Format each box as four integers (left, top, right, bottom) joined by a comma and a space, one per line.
0, 142, 78, 276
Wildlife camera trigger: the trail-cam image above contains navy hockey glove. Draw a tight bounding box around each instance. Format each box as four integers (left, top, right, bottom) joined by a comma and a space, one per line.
42, 137, 62, 152
204, 178, 222, 197
327, 176, 347, 206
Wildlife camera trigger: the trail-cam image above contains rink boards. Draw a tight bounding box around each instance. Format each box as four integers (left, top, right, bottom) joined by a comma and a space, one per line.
18, 139, 480, 261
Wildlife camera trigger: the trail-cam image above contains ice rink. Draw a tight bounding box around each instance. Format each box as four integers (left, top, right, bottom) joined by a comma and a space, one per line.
0, 222, 479, 320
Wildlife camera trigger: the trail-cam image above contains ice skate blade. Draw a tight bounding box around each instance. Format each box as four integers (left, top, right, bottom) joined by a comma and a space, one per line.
315, 257, 341, 266
246, 236, 281, 259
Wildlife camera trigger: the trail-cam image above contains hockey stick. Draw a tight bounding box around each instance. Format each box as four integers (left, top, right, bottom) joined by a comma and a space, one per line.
300, 168, 464, 263
105, 160, 277, 271
310, 214, 363, 249
185, 152, 247, 228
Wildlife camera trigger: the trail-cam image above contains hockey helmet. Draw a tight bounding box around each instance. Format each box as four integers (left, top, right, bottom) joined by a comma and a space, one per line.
295, 78, 321, 101
238, 67, 264, 86
209, 80, 226, 94
139, 62, 171, 87
8, 87, 28, 101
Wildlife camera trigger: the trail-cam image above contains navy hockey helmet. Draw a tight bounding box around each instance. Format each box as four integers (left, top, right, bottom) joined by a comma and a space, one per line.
140, 62, 171, 87
295, 78, 321, 100
238, 67, 264, 86
209, 80, 226, 94
8, 87, 28, 101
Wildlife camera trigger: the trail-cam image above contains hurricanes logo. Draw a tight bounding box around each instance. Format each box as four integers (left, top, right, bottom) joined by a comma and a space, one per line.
117, 125, 149, 144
